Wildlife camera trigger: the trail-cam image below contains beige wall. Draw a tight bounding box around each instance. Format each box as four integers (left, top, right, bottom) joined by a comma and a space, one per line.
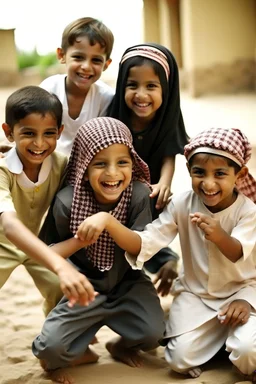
180, 0, 256, 70
0, 29, 18, 86
0, 29, 18, 71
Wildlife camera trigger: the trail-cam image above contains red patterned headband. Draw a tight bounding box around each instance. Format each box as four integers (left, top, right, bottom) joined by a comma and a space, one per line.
121, 45, 170, 80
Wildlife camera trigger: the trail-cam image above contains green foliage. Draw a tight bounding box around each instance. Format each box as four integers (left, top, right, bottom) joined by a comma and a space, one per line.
17, 50, 58, 72
17, 49, 40, 69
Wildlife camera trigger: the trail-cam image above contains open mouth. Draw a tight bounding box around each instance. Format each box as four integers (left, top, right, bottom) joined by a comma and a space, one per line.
28, 149, 46, 156
101, 181, 122, 190
134, 102, 150, 108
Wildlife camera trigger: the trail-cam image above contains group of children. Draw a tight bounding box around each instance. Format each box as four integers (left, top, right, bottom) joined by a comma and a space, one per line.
0, 16, 256, 384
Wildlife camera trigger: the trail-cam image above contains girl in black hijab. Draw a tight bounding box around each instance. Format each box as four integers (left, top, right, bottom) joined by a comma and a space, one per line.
108, 43, 189, 294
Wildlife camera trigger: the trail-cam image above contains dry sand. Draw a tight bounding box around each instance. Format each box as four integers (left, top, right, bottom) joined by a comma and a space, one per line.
0, 87, 255, 383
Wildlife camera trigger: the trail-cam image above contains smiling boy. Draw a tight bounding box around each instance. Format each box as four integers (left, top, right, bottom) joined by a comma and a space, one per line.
40, 17, 114, 155
0, 86, 96, 315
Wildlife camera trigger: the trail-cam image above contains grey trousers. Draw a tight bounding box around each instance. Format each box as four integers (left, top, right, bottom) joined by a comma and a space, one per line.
32, 275, 165, 370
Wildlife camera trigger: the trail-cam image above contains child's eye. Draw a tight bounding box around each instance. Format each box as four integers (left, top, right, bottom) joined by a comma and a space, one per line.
192, 169, 204, 176
94, 162, 106, 167
126, 82, 137, 89
72, 55, 83, 60
215, 171, 226, 177
92, 58, 104, 64
118, 160, 129, 165
45, 131, 57, 136
147, 83, 157, 89
23, 131, 34, 136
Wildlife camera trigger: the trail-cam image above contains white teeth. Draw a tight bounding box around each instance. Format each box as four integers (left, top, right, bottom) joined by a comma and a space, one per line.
30, 150, 44, 154
203, 190, 218, 196
135, 103, 150, 107
105, 181, 119, 186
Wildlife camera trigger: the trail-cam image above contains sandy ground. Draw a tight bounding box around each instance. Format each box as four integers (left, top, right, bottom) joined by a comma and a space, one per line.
0, 86, 255, 384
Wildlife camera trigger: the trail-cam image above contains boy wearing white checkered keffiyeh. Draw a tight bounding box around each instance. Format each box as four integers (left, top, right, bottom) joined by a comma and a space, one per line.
33, 117, 165, 373
99, 127, 256, 382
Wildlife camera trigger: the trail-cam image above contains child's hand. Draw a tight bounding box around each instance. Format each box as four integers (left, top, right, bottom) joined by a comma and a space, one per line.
56, 261, 97, 307
150, 183, 171, 210
76, 212, 110, 243
190, 212, 223, 243
153, 260, 178, 296
218, 299, 251, 327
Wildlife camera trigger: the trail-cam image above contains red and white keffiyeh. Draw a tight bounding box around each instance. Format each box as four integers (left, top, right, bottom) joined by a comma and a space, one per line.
66, 117, 150, 271
184, 127, 256, 203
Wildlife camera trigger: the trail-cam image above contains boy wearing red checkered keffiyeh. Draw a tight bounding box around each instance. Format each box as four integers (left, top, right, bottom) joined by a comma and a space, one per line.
78, 127, 256, 382
33, 117, 165, 377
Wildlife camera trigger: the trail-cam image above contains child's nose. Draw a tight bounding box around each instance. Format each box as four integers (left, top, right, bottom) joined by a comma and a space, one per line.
135, 87, 146, 98
203, 177, 215, 188
81, 59, 91, 70
33, 136, 44, 147
106, 164, 118, 175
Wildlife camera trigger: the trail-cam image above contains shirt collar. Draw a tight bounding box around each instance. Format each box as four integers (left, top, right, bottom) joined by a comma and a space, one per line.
5, 146, 52, 186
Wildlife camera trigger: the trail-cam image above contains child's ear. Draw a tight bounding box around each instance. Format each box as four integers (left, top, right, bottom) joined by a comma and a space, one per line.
236, 166, 248, 181
57, 48, 66, 64
103, 58, 112, 71
57, 125, 64, 139
2, 123, 14, 142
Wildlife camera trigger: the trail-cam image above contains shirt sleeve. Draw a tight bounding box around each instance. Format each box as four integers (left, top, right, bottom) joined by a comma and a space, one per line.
0, 167, 16, 214
125, 186, 178, 269
231, 208, 256, 262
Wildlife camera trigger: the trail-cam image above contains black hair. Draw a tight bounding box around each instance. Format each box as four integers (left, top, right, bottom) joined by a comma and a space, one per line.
188, 153, 241, 174
5, 86, 63, 129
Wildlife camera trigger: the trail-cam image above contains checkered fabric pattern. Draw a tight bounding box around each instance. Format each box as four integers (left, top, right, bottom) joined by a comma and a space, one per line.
184, 128, 256, 203
66, 117, 151, 271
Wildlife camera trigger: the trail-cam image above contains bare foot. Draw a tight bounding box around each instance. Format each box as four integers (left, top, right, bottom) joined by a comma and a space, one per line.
70, 346, 99, 366
106, 337, 143, 368
39, 347, 99, 383
188, 367, 202, 378
48, 369, 74, 384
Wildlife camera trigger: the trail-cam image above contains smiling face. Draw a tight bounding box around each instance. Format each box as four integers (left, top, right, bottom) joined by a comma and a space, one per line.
85, 144, 133, 205
187, 153, 247, 213
124, 64, 163, 123
57, 36, 111, 94
3, 113, 63, 175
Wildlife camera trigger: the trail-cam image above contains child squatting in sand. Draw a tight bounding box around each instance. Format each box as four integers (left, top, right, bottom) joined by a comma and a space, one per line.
32, 117, 165, 384
73, 127, 256, 383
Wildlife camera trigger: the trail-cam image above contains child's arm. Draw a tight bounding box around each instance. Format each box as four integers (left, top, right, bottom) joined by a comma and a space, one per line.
1, 211, 96, 307
76, 211, 142, 257
190, 212, 243, 262
150, 156, 175, 209
218, 299, 251, 327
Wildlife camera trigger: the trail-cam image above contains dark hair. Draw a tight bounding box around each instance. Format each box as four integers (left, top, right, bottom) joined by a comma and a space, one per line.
5, 86, 63, 129
188, 153, 241, 174
61, 17, 114, 60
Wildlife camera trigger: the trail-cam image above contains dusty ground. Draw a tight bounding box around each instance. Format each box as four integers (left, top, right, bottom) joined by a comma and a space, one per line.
0, 86, 255, 383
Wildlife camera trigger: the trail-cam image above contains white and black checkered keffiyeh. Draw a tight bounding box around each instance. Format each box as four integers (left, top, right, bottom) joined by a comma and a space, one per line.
184, 127, 256, 203
66, 117, 151, 271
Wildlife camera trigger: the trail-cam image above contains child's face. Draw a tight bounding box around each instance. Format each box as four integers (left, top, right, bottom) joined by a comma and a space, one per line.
85, 144, 133, 205
125, 64, 162, 122
2, 113, 63, 172
187, 153, 245, 213
57, 36, 111, 93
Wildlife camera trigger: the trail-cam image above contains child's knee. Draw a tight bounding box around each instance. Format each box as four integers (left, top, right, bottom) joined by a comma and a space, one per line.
227, 333, 256, 375
165, 337, 196, 372
32, 334, 72, 370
